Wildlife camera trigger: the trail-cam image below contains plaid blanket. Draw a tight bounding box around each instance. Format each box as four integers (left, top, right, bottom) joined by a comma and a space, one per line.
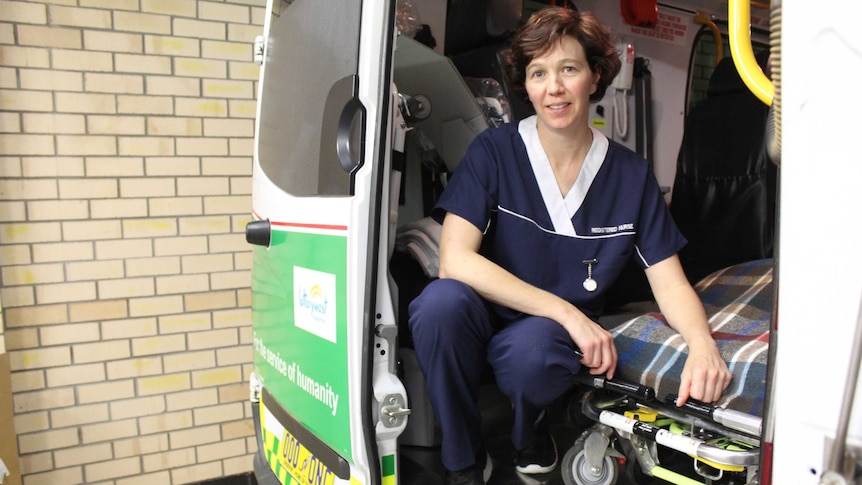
611, 259, 773, 416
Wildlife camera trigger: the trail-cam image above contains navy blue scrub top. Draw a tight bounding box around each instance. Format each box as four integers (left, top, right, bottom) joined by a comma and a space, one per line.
432, 116, 686, 322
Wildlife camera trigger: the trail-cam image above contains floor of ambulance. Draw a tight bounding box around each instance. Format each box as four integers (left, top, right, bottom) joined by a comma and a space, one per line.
399, 384, 663, 485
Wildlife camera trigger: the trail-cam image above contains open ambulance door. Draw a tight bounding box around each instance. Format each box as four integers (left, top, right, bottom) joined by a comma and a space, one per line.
247, 1, 405, 484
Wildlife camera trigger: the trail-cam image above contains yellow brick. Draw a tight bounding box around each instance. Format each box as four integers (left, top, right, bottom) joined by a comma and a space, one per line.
1, 89, 55, 113
200, 2, 249, 23
149, 197, 203, 217
83, 30, 144, 54
137, 373, 191, 396
72, 340, 131, 364
119, 177, 175, 197
125, 256, 180, 277
117, 136, 175, 156
106, 355, 162, 380
1, 262, 64, 286
131, 334, 185, 357
110, 395, 166, 420
177, 177, 230, 196
0, 22, 11, 44
54, 442, 113, 468
192, 366, 242, 389
0, 157, 22, 177
211, 270, 250, 290
229, 61, 260, 81
80, 418, 138, 444
156, 274, 209, 295
204, 195, 250, 215
251, 8, 267, 26
21, 156, 85, 177
237, 288, 251, 308
27, 199, 89, 221
142, 448, 196, 473
82, 453, 141, 481
139, 410, 193, 435
86, 115, 145, 136
114, 11, 172, 34
142, 0, 197, 16
223, 454, 255, 476
22, 113, 86, 134
229, 137, 254, 156
0, 46, 50, 68
145, 35, 200, 57
173, 18, 225, 41
163, 349, 215, 374
0, 243, 31, 265
65, 260, 124, 282
196, 437, 247, 463
216, 346, 252, 366
174, 57, 227, 79
176, 137, 228, 157
56, 135, 117, 156
18, 451, 53, 475
117, 95, 174, 116
101, 318, 158, 345
0, 67, 16, 89
36, 281, 96, 304
40, 322, 101, 346
18, 25, 82, 49
31, 241, 92, 264
145, 157, 199, 176
0, 111, 21, 133
146, 75, 200, 97
182, 253, 233, 274
187, 327, 238, 350
85, 73, 145, 94
193, 402, 244, 426
97, 276, 155, 300
113, 434, 169, 459
63, 220, 122, 241
77, 379, 135, 404
13, 387, 75, 412
218, 382, 249, 403
202, 78, 253, 99
49, 5, 112, 29
52, 48, 114, 72
115, 53, 172, 75
147, 116, 202, 136
13, 410, 50, 434
203, 120, 254, 139
0, 134, 55, 155
165, 388, 219, 412
209, 233, 248, 253
221, 419, 254, 442
3, 304, 68, 328
201, 40, 253, 62
0, 0, 48, 24
229, 99, 258, 118
128, 294, 184, 317
22, 467, 84, 485
168, 423, 220, 449
95, 239, 152, 260
20, 68, 83, 91
153, 235, 208, 256
91, 198, 149, 219
69, 299, 128, 323
171, 462, 223, 485
18, 428, 79, 454
213, 308, 250, 329
0, 180, 56, 202
122, 218, 178, 238
228, 23, 263, 43
50, 402, 109, 428
1, 285, 35, 307
0, 200, 26, 221
5, 328, 39, 351
80, 0, 138, 10
178, 215, 231, 235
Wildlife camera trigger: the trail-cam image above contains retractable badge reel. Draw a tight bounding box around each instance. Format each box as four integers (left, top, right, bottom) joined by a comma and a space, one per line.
582, 259, 598, 292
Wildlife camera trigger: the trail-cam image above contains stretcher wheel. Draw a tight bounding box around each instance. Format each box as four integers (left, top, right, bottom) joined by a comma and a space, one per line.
561, 439, 619, 485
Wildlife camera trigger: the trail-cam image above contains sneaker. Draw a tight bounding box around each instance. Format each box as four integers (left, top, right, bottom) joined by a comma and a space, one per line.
445, 450, 492, 485
514, 418, 558, 474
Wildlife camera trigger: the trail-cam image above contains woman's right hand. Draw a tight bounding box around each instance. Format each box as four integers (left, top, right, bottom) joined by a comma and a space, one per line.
562, 310, 618, 379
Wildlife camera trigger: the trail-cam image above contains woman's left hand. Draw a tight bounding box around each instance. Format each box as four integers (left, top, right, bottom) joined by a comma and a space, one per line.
676, 343, 733, 405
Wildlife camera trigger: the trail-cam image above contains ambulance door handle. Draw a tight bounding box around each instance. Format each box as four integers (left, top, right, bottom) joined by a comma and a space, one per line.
336, 96, 365, 174
245, 219, 271, 248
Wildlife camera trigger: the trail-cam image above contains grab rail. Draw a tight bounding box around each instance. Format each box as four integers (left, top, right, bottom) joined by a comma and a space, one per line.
728, 0, 774, 105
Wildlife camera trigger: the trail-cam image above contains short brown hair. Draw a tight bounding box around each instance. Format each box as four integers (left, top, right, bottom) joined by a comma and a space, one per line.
503, 7, 621, 103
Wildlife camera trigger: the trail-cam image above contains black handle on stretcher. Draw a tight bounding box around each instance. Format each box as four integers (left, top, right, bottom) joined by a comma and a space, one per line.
664, 394, 762, 437
576, 373, 656, 401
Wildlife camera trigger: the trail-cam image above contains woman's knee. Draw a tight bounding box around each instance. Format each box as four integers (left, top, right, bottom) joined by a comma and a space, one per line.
408, 278, 489, 342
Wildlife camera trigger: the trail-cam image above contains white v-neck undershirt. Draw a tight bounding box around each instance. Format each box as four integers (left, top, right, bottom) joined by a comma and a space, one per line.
518, 116, 609, 236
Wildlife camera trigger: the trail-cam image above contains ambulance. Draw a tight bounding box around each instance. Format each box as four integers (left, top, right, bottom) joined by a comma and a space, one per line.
245, 0, 862, 483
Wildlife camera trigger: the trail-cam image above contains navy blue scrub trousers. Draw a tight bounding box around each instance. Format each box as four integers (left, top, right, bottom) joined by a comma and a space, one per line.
408, 278, 584, 472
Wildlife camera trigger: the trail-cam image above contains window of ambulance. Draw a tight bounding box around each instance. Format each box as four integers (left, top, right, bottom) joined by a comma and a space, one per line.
257, 0, 362, 197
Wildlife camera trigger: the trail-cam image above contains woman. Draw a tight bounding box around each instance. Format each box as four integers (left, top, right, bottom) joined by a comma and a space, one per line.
408, 7, 732, 484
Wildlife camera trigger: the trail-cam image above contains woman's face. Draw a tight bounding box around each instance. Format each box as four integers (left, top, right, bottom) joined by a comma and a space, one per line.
525, 35, 598, 135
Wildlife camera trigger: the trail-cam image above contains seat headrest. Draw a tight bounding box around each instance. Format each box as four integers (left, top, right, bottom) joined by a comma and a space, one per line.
707, 51, 769, 97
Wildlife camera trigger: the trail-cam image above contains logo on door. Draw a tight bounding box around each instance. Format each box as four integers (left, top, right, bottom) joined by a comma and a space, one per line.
293, 266, 337, 343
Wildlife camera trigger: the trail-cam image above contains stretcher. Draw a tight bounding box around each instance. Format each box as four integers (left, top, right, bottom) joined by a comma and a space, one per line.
562, 258, 773, 485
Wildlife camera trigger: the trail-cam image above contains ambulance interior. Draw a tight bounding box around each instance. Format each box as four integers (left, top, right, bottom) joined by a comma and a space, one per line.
386, 1, 779, 483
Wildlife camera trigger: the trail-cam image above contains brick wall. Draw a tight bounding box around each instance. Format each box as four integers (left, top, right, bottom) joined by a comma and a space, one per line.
0, 1, 264, 484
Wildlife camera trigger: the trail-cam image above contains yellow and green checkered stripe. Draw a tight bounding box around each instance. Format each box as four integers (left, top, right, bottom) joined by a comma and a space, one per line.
381, 454, 395, 485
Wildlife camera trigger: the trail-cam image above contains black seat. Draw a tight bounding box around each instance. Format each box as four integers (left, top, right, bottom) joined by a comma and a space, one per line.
670, 54, 776, 284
